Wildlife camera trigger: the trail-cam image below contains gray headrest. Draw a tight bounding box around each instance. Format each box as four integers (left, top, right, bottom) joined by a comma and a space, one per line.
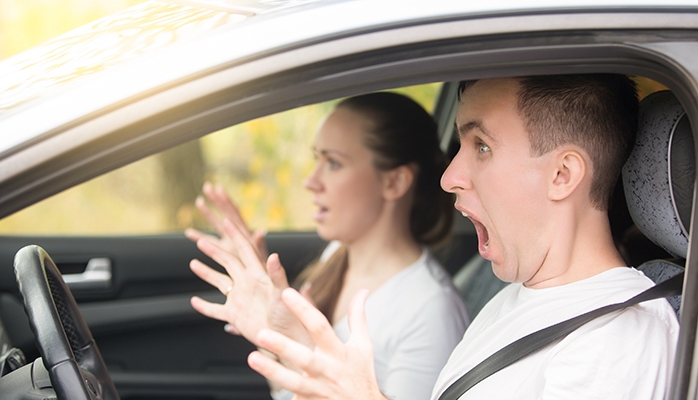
622, 91, 695, 259
636, 260, 683, 316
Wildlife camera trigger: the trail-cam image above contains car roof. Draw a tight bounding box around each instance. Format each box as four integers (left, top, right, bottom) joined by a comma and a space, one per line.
2, 0, 698, 147
1, 0, 698, 218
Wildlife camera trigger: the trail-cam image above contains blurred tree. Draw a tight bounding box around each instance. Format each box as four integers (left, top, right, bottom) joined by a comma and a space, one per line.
157, 141, 206, 230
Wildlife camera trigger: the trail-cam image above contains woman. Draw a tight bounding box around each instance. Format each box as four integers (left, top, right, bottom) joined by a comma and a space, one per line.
186, 92, 468, 400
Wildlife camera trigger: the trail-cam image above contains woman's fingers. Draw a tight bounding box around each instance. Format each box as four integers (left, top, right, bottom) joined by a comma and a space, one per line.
255, 328, 323, 376
203, 183, 250, 234
248, 349, 309, 394
299, 283, 315, 304
190, 259, 233, 294
195, 194, 225, 235
199, 182, 248, 243
346, 289, 372, 350
252, 290, 381, 400
281, 288, 344, 352
252, 229, 269, 260
184, 228, 203, 242
195, 182, 268, 257
224, 324, 241, 335
195, 237, 245, 278
266, 253, 290, 290
190, 296, 228, 322
224, 219, 268, 276
281, 287, 371, 354
185, 228, 220, 246
213, 184, 249, 229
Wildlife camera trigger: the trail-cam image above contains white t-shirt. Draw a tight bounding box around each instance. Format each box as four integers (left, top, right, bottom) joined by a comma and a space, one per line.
431, 267, 679, 400
274, 242, 469, 400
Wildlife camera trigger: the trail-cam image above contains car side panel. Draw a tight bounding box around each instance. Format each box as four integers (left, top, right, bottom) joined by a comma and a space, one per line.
0, 232, 326, 400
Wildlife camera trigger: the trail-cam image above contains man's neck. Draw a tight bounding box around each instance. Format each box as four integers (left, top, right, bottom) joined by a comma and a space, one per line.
525, 207, 625, 289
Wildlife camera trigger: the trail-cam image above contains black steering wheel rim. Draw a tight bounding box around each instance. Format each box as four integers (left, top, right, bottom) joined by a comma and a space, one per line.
13, 245, 119, 400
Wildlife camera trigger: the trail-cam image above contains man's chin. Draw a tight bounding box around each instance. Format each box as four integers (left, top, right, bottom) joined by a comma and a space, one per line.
490, 261, 516, 283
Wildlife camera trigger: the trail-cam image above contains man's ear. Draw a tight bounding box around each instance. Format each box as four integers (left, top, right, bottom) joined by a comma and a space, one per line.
548, 150, 587, 202
382, 165, 415, 201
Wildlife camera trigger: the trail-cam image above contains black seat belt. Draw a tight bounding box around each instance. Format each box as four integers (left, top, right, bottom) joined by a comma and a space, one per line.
438, 272, 684, 400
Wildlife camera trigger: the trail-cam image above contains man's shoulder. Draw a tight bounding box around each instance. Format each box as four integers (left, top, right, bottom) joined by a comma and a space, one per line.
433, 267, 679, 400
553, 293, 679, 372
539, 267, 657, 306
471, 267, 672, 338
523, 266, 679, 352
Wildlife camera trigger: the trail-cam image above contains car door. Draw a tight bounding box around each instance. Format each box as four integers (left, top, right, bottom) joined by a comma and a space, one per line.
0, 82, 476, 400
0, 98, 338, 400
0, 233, 327, 399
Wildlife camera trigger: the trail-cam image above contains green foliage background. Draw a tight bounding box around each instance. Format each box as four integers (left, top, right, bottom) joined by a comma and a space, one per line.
0, 84, 439, 234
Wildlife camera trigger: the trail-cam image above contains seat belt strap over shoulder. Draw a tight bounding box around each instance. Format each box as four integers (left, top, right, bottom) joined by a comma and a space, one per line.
438, 272, 684, 400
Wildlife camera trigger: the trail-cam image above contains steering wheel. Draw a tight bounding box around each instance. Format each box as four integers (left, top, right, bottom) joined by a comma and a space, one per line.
13, 245, 119, 400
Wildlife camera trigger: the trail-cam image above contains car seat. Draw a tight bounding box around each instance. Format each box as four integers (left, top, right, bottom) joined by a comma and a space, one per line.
622, 90, 694, 316
452, 254, 506, 319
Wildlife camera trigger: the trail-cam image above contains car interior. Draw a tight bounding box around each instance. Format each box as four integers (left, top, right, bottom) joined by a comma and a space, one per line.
0, 76, 691, 399
623, 90, 691, 315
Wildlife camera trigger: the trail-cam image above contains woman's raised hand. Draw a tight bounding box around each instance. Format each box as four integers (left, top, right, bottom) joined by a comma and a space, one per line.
185, 182, 268, 260
190, 218, 310, 348
248, 288, 386, 400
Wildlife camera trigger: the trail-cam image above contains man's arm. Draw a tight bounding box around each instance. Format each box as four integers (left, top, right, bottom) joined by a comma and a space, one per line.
249, 288, 388, 400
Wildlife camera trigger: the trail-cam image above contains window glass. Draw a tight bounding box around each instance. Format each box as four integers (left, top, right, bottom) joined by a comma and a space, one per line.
0, 83, 442, 235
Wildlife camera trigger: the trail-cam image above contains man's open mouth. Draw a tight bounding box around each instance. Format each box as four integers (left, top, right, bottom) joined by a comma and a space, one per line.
462, 211, 490, 253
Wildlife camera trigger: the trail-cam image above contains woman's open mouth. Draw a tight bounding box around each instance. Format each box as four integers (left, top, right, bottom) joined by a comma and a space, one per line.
313, 205, 329, 222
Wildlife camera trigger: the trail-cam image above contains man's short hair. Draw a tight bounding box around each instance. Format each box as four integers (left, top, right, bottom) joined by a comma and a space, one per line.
458, 75, 638, 210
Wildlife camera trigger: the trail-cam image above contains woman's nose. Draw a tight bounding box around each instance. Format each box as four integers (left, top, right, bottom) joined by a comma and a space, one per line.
303, 164, 323, 192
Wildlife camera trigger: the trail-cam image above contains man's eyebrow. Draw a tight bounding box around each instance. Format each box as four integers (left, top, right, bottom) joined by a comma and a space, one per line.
456, 120, 499, 146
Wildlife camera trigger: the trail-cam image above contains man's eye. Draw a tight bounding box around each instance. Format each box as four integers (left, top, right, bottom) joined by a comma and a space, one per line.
478, 143, 491, 153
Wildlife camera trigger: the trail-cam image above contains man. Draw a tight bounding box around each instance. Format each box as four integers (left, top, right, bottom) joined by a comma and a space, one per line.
246, 75, 679, 399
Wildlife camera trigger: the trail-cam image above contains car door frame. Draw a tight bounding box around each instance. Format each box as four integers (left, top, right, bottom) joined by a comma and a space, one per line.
2, 8, 698, 400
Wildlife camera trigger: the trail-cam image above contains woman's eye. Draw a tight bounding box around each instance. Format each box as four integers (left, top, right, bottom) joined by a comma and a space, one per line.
328, 159, 341, 170
477, 143, 491, 153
